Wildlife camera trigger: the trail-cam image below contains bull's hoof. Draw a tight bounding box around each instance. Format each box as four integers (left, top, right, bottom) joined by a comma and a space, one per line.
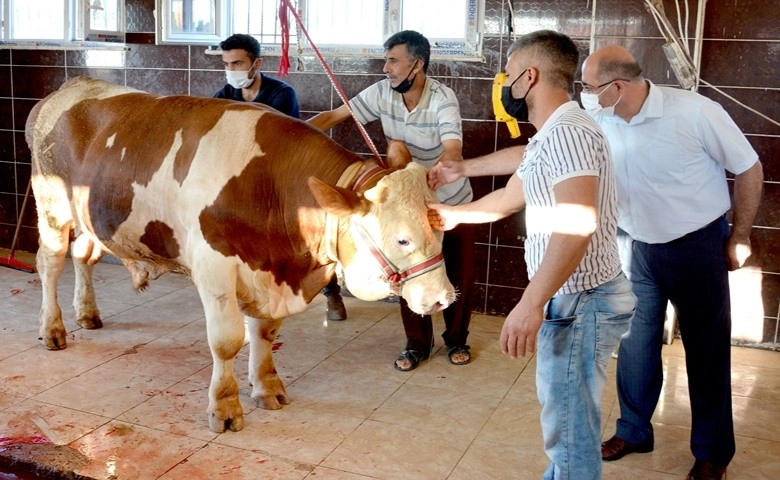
76, 314, 103, 330
207, 401, 244, 433
39, 324, 68, 350
39, 334, 67, 350
255, 393, 290, 410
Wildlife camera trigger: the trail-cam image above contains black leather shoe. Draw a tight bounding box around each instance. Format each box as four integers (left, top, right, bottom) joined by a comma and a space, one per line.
601, 435, 653, 461
686, 460, 727, 480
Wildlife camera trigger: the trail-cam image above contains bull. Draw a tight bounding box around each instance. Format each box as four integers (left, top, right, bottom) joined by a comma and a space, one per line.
25, 77, 455, 433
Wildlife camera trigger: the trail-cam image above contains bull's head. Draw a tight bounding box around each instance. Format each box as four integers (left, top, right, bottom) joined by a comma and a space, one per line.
308, 163, 455, 315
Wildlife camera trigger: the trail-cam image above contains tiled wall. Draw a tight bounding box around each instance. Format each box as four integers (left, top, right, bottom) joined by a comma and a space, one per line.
1, 0, 778, 346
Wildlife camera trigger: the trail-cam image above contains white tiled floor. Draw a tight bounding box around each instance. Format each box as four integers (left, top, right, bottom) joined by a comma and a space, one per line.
1, 260, 778, 479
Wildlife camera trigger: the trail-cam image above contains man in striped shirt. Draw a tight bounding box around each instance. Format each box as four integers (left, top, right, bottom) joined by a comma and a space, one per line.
308, 30, 476, 371
429, 30, 636, 480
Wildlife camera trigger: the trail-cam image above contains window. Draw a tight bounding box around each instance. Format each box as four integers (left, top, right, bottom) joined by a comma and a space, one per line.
156, 0, 485, 60
156, 0, 227, 45
0, 0, 125, 47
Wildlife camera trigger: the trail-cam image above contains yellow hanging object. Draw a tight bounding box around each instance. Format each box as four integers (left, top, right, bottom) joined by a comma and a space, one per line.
492, 72, 521, 138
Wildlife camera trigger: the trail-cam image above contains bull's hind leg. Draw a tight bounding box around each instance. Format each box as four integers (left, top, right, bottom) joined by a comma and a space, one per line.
70, 233, 102, 330
35, 219, 70, 350
246, 316, 289, 409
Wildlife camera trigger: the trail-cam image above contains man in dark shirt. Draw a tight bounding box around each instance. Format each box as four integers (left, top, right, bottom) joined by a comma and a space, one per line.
214, 33, 346, 321
214, 33, 300, 118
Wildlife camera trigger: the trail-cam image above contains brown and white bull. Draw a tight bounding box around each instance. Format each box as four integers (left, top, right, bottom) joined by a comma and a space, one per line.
25, 77, 455, 433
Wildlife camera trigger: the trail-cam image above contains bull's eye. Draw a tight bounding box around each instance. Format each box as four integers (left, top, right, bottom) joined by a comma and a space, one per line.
397, 239, 410, 247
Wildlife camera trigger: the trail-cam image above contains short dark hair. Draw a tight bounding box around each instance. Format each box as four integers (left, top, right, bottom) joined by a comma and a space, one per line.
384, 30, 430, 73
598, 58, 643, 82
508, 30, 579, 92
220, 34, 261, 62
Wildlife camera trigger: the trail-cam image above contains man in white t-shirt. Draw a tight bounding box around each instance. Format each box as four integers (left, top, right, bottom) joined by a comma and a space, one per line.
309, 30, 476, 372
430, 30, 636, 480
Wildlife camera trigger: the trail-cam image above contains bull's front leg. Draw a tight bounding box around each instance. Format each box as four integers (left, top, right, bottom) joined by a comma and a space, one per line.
198, 287, 246, 433
246, 316, 288, 409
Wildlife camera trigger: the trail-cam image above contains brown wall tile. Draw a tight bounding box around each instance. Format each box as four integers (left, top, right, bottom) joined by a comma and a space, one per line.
0, 50, 9, 65
0, 99, 12, 130
191, 48, 224, 70
0, 65, 11, 97
0, 161, 15, 193
190, 70, 224, 98
749, 136, 779, 182
14, 132, 31, 165
698, 87, 780, 136
746, 228, 780, 273
0, 131, 13, 161
12, 49, 65, 67
125, 69, 188, 96
126, 44, 189, 69
285, 72, 337, 113
700, 40, 779, 88
12, 66, 66, 99
753, 182, 780, 229
704, 0, 778, 40
14, 99, 41, 133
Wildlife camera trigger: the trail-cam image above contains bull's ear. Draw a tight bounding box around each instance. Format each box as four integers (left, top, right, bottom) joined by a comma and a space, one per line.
308, 177, 369, 216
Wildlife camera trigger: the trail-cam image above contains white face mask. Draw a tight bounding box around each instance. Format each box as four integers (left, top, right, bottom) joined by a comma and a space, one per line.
580, 82, 621, 116
226, 69, 254, 89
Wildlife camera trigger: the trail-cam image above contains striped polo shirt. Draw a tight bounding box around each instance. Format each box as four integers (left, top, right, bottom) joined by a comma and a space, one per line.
350, 77, 473, 205
518, 101, 622, 295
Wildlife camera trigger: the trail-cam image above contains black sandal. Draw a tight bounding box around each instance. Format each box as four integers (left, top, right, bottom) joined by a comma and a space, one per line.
394, 349, 429, 372
447, 345, 471, 365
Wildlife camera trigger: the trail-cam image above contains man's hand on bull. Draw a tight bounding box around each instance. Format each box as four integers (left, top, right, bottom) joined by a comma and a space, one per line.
428, 159, 465, 190
427, 204, 459, 231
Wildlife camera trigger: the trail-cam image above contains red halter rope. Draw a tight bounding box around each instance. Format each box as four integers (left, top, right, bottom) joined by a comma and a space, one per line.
352, 219, 445, 290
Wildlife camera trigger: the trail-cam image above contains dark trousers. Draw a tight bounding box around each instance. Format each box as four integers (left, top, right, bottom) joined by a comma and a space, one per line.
614, 216, 735, 466
399, 223, 476, 352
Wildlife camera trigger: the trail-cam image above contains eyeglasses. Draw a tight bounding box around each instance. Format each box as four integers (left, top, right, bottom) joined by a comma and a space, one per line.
581, 78, 631, 94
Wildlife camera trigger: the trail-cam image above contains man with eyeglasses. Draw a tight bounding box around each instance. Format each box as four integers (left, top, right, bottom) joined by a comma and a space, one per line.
581, 45, 763, 480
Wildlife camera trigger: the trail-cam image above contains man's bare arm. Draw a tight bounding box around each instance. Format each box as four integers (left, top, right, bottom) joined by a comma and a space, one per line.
307, 104, 351, 132
429, 145, 526, 189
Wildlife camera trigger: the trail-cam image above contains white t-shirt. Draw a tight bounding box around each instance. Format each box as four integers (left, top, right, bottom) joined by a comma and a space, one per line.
350, 77, 473, 205
519, 101, 622, 295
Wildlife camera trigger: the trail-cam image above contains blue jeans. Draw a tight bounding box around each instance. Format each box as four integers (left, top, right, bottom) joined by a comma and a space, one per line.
537, 272, 636, 480
614, 217, 735, 467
